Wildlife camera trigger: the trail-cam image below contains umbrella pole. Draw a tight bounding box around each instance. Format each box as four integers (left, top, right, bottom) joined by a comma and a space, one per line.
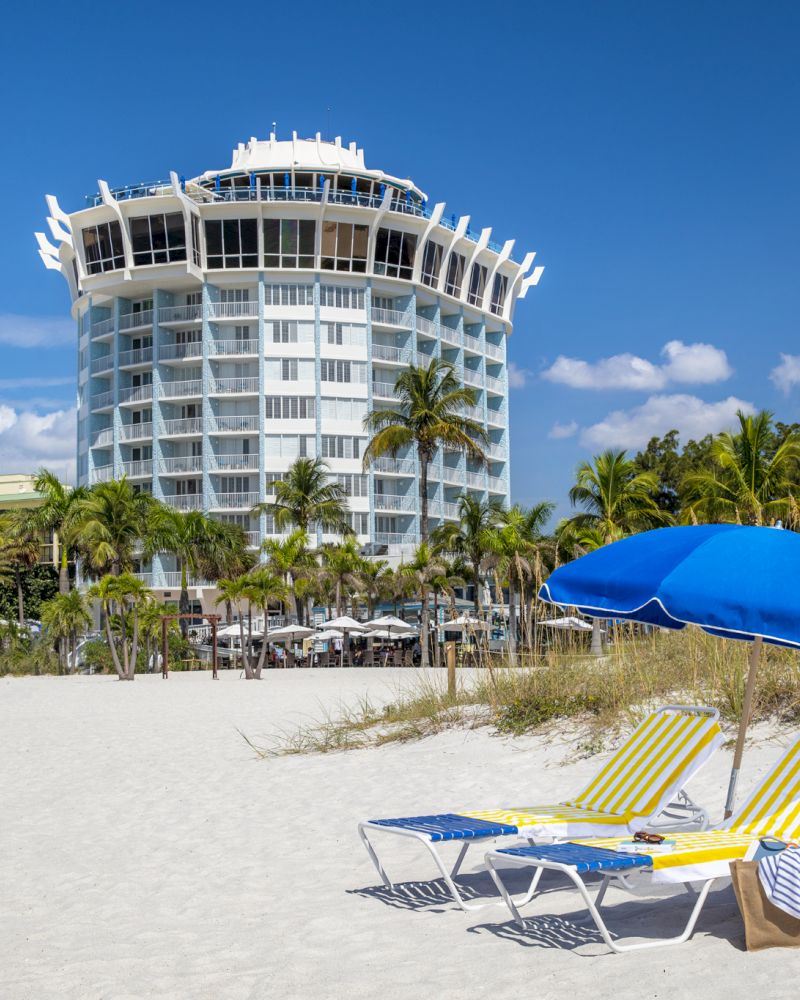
724, 636, 763, 819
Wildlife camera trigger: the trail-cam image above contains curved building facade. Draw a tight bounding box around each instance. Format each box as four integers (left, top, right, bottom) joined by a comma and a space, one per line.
37, 133, 543, 590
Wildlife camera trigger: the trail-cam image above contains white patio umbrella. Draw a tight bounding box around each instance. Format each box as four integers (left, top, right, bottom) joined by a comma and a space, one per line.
539, 616, 597, 632
266, 624, 316, 667
440, 615, 491, 631
320, 616, 367, 667
314, 629, 344, 642
216, 622, 246, 639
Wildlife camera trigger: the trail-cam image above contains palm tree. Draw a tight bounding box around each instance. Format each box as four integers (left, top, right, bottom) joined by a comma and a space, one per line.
29, 469, 87, 594
321, 538, 363, 617
146, 508, 246, 635
252, 457, 351, 536
262, 529, 316, 624
2, 510, 42, 626
243, 568, 288, 676
89, 573, 150, 680
40, 589, 92, 673
356, 557, 391, 619
683, 410, 800, 525
215, 576, 256, 678
363, 359, 488, 541
401, 542, 446, 669
429, 558, 466, 668
69, 478, 156, 577
568, 449, 672, 543
432, 494, 503, 614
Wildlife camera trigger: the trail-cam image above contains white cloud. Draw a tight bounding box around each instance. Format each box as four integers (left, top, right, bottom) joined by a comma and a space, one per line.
542, 340, 732, 391
579, 394, 754, 451
507, 361, 530, 389
0, 314, 74, 348
548, 420, 578, 439
770, 354, 800, 394
0, 376, 74, 390
0, 405, 76, 481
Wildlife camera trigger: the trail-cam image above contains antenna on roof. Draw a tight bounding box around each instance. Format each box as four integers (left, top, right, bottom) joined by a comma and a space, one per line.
326, 107, 332, 138
271, 121, 277, 141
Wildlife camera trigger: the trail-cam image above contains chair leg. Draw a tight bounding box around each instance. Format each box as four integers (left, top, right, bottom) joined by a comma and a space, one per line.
358, 823, 394, 889
451, 842, 470, 879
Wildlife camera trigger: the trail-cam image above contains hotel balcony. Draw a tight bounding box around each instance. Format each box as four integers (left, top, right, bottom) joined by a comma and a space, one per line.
91, 390, 115, 412
161, 417, 203, 438
158, 304, 202, 325
119, 347, 153, 368
209, 377, 260, 395
372, 344, 412, 365
484, 341, 504, 361
160, 455, 203, 475
160, 342, 202, 362
92, 464, 113, 483
90, 354, 114, 375
122, 459, 153, 479
163, 494, 203, 511
371, 307, 410, 329
159, 379, 202, 400
210, 454, 259, 472
119, 385, 153, 405
371, 457, 415, 476
91, 317, 115, 341
210, 339, 258, 357
371, 380, 397, 400
207, 301, 259, 321
211, 492, 260, 511
485, 374, 505, 395
210, 415, 260, 434
91, 427, 114, 448
374, 493, 416, 512
119, 310, 153, 332
120, 422, 153, 442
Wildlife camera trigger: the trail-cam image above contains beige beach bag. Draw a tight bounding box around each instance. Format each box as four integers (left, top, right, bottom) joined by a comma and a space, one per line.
730, 860, 800, 951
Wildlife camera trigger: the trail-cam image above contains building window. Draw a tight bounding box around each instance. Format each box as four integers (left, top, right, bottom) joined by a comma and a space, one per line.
320, 359, 351, 382
490, 274, 508, 315
444, 252, 465, 297
220, 476, 252, 494
467, 263, 488, 306
220, 288, 249, 303
265, 283, 314, 306
320, 398, 366, 421
130, 213, 186, 266
281, 359, 298, 381
191, 216, 201, 267
320, 222, 369, 272
204, 219, 258, 269
82, 222, 125, 274
421, 240, 443, 287
265, 396, 315, 420
334, 474, 369, 497
374, 228, 417, 280
326, 323, 342, 346
272, 321, 297, 344
319, 285, 365, 310
347, 512, 370, 535
321, 436, 362, 459
263, 219, 316, 269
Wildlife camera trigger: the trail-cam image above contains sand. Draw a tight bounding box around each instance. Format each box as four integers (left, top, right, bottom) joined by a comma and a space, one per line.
1, 669, 797, 1000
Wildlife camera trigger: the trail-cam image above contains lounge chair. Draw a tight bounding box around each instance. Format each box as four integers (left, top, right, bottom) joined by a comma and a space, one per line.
358, 705, 723, 911
484, 735, 800, 952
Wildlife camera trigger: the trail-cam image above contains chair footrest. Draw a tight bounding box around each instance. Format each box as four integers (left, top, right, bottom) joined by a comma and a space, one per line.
366, 813, 519, 842
495, 843, 653, 874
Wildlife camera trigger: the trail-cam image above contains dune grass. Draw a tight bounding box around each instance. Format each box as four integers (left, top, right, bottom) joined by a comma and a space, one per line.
245, 627, 800, 758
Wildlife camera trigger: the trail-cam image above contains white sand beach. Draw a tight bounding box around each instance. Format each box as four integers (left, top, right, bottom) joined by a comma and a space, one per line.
1, 670, 797, 1000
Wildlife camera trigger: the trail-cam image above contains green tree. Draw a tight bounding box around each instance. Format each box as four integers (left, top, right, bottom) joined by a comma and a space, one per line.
356, 557, 392, 619
2, 511, 42, 626
215, 576, 257, 679
363, 359, 487, 541
401, 542, 446, 669
89, 573, 151, 680
29, 470, 87, 593
39, 589, 92, 673
252, 457, 351, 536
70, 478, 156, 577
432, 494, 503, 614
321, 538, 363, 617
683, 410, 800, 526
568, 449, 672, 543
262, 529, 316, 624
243, 568, 288, 676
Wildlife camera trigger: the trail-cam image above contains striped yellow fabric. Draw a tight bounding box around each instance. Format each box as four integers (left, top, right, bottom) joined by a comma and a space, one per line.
576, 831, 756, 871
461, 805, 629, 828
567, 709, 721, 821
730, 738, 800, 841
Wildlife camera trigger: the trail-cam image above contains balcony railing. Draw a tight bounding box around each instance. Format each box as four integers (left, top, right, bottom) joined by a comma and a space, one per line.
372, 344, 411, 364
486, 407, 506, 425
91, 354, 114, 375
463, 405, 484, 422
133, 572, 154, 586
244, 531, 260, 547
466, 471, 485, 489
160, 455, 203, 474
371, 381, 397, 398
484, 341, 504, 361
212, 492, 260, 510
119, 310, 153, 331
208, 301, 259, 320
371, 307, 409, 328
374, 493, 416, 511
160, 342, 202, 361
91, 318, 115, 339
119, 384, 153, 404
485, 375, 505, 394
463, 332, 482, 353
440, 325, 462, 347
91, 390, 114, 410
211, 454, 259, 471
211, 339, 258, 356
211, 415, 260, 433
91, 428, 113, 448
440, 502, 461, 520
373, 532, 416, 547
159, 304, 202, 324
161, 572, 214, 589
415, 315, 437, 338
163, 494, 203, 511
122, 459, 153, 478
372, 457, 415, 475
159, 380, 202, 399
162, 417, 203, 436
120, 422, 152, 442
486, 445, 507, 461
92, 464, 113, 483
210, 377, 260, 394
119, 347, 153, 367
442, 466, 463, 484
487, 476, 505, 493
463, 369, 482, 387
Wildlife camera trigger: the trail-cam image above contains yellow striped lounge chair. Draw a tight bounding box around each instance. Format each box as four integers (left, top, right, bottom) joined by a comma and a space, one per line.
484, 735, 800, 952
358, 705, 722, 911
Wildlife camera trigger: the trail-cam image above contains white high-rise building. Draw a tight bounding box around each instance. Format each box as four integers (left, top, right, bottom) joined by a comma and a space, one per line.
37, 133, 543, 594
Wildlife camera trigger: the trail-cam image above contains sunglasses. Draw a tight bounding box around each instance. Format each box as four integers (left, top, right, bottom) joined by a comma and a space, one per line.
633, 831, 666, 845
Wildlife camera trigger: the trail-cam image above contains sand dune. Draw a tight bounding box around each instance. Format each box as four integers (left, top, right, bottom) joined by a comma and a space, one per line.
0, 670, 796, 1000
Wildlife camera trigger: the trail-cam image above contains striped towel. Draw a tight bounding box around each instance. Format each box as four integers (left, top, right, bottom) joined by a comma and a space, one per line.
758, 847, 800, 920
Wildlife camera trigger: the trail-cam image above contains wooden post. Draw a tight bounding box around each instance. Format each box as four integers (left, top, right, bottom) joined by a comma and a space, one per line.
446, 641, 456, 698
161, 617, 169, 679
211, 617, 218, 680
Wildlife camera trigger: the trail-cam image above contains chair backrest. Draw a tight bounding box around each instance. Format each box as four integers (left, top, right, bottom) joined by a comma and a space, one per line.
567, 706, 723, 821
729, 737, 800, 840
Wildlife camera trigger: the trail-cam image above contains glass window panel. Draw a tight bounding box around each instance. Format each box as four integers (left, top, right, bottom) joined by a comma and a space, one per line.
321, 221, 337, 270
263, 219, 280, 267
205, 221, 222, 266
240, 219, 258, 267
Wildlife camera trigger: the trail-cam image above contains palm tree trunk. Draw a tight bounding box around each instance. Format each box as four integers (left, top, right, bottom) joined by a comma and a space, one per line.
507, 581, 517, 664
418, 450, 430, 542
104, 612, 125, 679
433, 591, 441, 669
179, 560, 190, 638
473, 563, 481, 616
129, 608, 140, 680
238, 617, 253, 679
59, 541, 69, 595
335, 580, 342, 618
419, 586, 430, 668
256, 605, 269, 677
15, 568, 24, 628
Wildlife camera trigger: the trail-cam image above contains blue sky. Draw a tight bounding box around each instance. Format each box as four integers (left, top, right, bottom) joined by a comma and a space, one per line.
2, 2, 800, 517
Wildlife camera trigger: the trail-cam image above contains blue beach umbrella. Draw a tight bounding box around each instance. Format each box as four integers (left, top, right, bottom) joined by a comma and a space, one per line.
539, 524, 800, 816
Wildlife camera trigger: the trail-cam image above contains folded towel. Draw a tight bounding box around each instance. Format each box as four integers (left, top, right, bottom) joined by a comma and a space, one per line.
759, 847, 800, 920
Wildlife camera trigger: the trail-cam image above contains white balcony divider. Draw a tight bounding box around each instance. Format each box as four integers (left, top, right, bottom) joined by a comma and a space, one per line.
484, 341, 504, 360
244, 531, 261, 547
134, 572, 154, 586
463, 405, 485, 422
120, 422, 152, 441
463, 368, 482, 387
371, 380, 397, 398
162, 417, 203, 436
466, 471, 485, 488
208, 301, 259, 320
211, 415, 260, 433
484, 374, 504, 394
487, 476, 505, 492
415, 314, 437, 337
372, 344, 411, 364
372, 457, 415, 475
374, 532, 415, 547
159, 379, 202, 399
161, 571, 212, 588
440, 325, 462, 346
159, 304, 202, 324
119, 310, 154, 331
374, 493, 416, 511
463, 332, 482, 352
